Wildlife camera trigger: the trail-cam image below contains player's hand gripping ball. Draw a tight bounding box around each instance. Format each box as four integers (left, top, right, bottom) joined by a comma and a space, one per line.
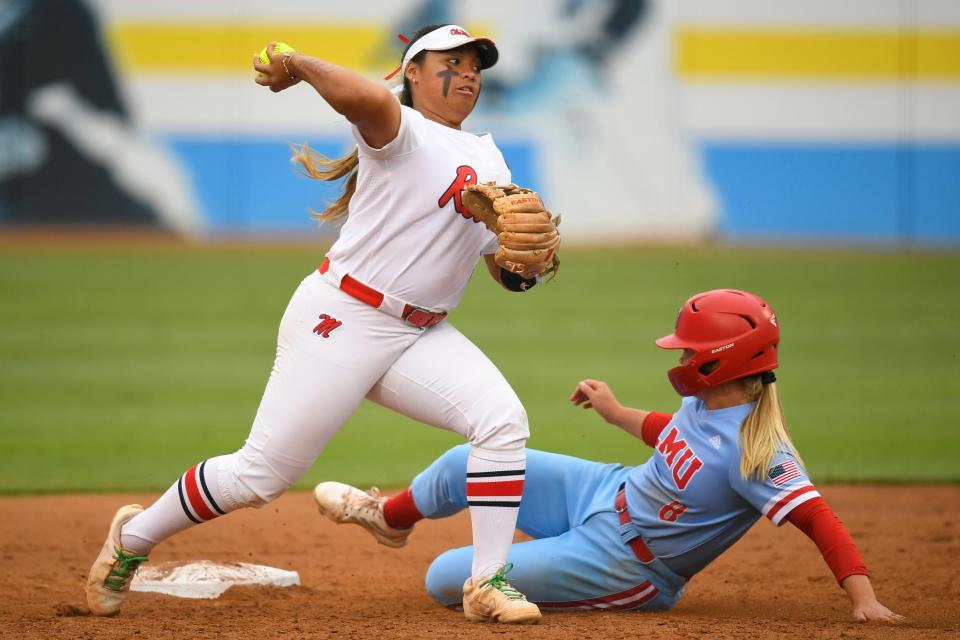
257, 41, 296, 76
462, 183, 561, 279
253, 41, 300, 93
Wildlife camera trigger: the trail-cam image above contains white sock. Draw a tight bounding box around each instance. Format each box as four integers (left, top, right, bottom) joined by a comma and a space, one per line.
120, 456, 234, 555
466, 446, 526, 581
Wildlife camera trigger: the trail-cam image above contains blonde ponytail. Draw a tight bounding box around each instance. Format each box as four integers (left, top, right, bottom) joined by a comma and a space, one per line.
739, 377, 804, 481
289, 144, 359, 224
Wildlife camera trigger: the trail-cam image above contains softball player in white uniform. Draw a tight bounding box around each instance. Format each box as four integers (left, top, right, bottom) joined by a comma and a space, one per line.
86, 24, 545, 624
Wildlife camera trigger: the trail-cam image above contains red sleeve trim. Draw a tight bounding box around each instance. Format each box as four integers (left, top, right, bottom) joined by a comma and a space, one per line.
786, 496, 869, 585
641, 412, 672, 447
764, 484, 819, 524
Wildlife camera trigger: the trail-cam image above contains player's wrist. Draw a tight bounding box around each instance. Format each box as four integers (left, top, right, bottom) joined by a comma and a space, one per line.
281, 52, 300, 82
841, 574, 875, 604
499, 267, 537, 292
604, 403, 628, 427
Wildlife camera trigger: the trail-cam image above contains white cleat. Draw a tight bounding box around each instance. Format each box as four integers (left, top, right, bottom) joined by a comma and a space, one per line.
313, 482, 412, 548
462, 563, 542, 624
85, 504, 149, 616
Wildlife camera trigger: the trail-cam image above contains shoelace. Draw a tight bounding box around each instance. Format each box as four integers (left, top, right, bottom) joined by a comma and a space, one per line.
104, 547, 149, 592
480, 563, 524, 600
345, 487, 383, 517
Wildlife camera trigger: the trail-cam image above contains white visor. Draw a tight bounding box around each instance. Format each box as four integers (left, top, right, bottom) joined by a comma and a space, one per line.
400, 25, 498, 79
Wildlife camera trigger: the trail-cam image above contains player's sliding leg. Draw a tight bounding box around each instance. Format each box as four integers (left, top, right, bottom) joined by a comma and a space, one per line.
424, 519, 683, 614
315, 445, 644, 620
418, 447, 681, 614
315, 446, 530, 548
406, 445, 629, 539
313, 482, 414, 547
86, 275, 418, 616
317, 444, 629, 545
364, 322, 538, 622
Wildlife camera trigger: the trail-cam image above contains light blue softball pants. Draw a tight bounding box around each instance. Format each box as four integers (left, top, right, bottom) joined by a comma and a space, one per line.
411, 445, 687, 611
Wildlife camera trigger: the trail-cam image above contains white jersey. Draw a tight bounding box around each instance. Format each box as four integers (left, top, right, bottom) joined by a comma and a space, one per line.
326, 105, 511, 312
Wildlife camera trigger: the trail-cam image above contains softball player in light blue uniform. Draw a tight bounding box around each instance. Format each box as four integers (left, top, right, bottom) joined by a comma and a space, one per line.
316, 289, 902, 623
410, 397, 804, 610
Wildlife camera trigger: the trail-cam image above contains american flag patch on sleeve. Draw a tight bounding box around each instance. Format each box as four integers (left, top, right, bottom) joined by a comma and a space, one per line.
768, 460, 802, 486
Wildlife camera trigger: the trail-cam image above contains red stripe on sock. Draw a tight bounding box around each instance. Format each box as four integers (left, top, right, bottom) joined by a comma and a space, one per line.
382, 487, 423, 529
466, 479, 525, 497
184, 465, 218, 521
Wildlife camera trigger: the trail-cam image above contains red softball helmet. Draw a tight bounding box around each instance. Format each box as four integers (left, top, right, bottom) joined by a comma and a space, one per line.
655, 289, 779, 397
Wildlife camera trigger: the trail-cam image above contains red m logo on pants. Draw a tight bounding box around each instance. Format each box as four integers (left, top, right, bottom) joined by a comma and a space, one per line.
313, 314, 342, 338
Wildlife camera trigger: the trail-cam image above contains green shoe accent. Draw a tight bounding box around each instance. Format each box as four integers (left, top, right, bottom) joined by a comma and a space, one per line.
479, 563, 524, 601
103, 547, 149, 592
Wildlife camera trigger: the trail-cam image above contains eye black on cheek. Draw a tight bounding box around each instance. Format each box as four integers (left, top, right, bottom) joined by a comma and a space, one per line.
436, 68, 457, 97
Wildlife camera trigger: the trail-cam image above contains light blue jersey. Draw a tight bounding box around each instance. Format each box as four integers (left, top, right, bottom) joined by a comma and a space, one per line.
413, 398, 818, 611
625, 397, 818, 577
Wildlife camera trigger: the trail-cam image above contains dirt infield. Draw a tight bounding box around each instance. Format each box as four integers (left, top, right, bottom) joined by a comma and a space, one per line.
2, 486, 957, 640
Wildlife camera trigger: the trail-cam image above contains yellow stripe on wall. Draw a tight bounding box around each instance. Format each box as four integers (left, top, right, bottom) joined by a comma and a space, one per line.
677, 28, 960, 79
917, 32, 960, 77
107, 24, 390, 74
107, 22, 493, 75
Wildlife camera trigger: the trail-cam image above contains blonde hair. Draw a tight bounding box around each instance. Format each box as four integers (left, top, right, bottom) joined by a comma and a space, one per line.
289, 144, 359, 224
738, 376, 804, 481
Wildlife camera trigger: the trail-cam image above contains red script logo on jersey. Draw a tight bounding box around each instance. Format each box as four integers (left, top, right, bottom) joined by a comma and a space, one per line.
656, 426, 703, 490
438, 165, 478, 222
313, 314, 342, 338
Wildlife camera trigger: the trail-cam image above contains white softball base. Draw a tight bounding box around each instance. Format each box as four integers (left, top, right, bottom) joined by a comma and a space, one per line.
130, 560, 300, 599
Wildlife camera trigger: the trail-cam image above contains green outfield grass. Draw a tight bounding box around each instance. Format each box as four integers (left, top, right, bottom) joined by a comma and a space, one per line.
0, 242, 958, 493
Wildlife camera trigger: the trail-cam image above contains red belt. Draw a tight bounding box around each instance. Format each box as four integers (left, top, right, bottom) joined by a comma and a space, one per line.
319, 258, 447, 329
615, 487, 655, 563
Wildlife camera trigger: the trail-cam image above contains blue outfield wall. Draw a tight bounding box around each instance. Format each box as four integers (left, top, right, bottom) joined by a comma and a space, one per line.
165, 136, 539, 235
166, 135, 960, 243
701, 142, 960, 244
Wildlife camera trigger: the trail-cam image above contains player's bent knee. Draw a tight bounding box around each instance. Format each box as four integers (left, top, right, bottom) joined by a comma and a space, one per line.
220, 455, 295, 509
250, 478, 289, 505
226, 472, 289, 508
470, 403, 530, 453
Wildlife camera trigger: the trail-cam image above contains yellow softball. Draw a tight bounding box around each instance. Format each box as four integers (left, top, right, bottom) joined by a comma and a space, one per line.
257, 42, 296, 76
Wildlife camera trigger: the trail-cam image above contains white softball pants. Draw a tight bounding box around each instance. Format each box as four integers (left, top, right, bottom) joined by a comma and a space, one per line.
217, 270, 530, 510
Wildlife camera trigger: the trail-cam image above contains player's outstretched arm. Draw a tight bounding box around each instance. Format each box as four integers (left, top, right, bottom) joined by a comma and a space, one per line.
842, 575, 904, 624
570, 380, 673, 446
253, 42, 400, 149
570, 380, 645, 436
787, 500, 904, 625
